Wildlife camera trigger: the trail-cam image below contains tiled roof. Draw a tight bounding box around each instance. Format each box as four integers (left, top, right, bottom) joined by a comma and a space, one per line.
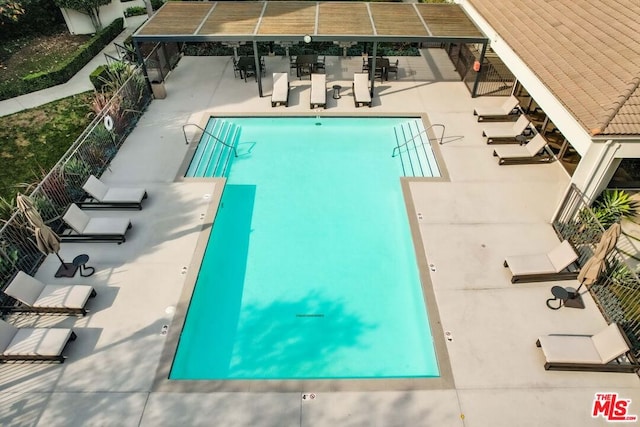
467, 0, 640, 136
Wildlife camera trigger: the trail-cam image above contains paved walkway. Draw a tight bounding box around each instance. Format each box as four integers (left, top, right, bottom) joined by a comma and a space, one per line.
0, 15, 148, 118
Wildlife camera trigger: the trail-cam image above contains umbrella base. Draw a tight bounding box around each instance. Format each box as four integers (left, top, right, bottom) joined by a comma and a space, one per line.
55, 263, 78, 278
564, 288, 585, 309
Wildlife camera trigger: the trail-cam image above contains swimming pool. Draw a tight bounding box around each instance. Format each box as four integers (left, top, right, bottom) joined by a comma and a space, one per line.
172, 116, 440, 380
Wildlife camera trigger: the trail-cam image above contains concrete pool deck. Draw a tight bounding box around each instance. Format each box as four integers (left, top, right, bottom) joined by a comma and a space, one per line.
1, 51, 639, 426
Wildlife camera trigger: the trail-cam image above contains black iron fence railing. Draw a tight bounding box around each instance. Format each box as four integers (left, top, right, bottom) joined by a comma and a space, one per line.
0, 66, 152, 302
446, 43, 515, 97
553, 184, 640, 360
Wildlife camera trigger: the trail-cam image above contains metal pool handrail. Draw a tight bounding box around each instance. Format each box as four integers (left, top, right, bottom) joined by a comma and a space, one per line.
392, 124, 445, 158
182, 123, 239, 158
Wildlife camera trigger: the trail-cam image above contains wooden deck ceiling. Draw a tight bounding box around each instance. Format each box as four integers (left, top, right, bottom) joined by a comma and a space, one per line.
134, 1, 486, 42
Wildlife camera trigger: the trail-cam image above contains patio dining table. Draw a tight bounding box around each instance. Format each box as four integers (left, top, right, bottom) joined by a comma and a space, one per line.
368, 57, 390, 81
296, 54, 318, 78
237, 56, 257, 82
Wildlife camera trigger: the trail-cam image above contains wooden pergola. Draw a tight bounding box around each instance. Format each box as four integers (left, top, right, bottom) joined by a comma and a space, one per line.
133, 1, 489, 97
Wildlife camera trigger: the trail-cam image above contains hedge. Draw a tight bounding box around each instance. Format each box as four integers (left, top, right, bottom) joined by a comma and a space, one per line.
0, 18, 124, 101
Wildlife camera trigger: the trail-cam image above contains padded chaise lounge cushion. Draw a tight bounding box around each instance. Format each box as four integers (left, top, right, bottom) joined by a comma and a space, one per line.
474, 96, 519, 116
272, 72, 289, 106
310, 73, 326, 107
494, 134, 547, 159
5, 271, 94, 310
538, 323, 630, 365
83, 175, 146, 203
483, 114, 530, 138
353, 73, 371, 105
505, 240, 577, 276
0, 320, 73, 357
63, 204, 130, 236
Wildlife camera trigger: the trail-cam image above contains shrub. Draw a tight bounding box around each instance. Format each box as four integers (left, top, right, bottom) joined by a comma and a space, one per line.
125, 6, 146, 17
0, 18, 124, 100
150, 0, 164, 10
90, 65, 108, 91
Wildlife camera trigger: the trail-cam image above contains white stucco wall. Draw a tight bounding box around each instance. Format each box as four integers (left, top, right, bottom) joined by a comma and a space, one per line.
60, 0, 125, 35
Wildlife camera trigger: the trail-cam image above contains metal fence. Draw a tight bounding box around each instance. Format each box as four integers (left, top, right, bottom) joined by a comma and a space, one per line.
553, 184, 640, 360
446, 43, 515, 97
0, 66, 152, 301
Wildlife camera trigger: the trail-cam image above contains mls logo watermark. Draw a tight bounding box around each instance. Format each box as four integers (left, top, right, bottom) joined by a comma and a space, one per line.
592, 393, 637, 422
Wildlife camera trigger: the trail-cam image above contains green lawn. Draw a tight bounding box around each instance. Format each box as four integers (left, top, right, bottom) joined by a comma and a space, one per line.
0, 92, 93, 204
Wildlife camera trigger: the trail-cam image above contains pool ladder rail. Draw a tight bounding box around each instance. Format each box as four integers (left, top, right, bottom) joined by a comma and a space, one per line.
183, 121, 241, 177
392, 121, 443, 177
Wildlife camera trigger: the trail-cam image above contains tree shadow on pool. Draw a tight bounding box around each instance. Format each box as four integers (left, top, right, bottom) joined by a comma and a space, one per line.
225, 290, 376, 379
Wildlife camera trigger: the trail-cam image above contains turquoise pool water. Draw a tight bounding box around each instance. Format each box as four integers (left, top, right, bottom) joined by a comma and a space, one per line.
172, 117, 440, 380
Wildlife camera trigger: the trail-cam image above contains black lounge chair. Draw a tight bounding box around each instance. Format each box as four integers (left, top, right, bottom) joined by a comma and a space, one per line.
0, 319, 76, 363
61, 204, 131, 244
536, 323, 640, 373
493, 134, 554, 165
3, 271, 96, 316
353, 73, 372, 108
504, 240, 579, 283
474, 96, 520, 122
78, 175, 147, 210
483, 115, 532, 144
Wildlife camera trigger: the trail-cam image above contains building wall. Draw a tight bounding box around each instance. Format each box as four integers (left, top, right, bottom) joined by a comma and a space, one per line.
60, 1, 125, 35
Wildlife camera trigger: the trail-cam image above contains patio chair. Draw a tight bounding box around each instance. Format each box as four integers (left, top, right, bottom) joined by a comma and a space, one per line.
536, 323, 640, 373
3, 271, 96, 316
503, 239, 579, 283
271, 72, 289, 107
310, 73, 327, 109
289, 56, 297, 75
361, 58, 369, 73
353, 73, 372, 108
232, 57, 241, 78
0, 319, 76, 363
492, 134, 553, 165
483, 114, 532, 144
61, 204, 132, 244
387, 59, 399, 80
314, 55, 325, 72
79, 175, 147, 210
474, 96, 520, 122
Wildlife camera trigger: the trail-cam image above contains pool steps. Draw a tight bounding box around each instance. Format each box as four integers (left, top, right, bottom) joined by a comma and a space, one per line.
393, 120, 440, 177
186, 119, 241, 177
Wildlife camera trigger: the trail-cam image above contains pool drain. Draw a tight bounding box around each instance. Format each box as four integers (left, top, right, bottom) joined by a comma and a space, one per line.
296, 314, 324, 318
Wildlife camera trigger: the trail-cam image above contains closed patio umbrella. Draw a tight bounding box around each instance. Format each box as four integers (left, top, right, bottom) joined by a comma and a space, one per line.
567, 223, 621, 307
16, 194, 77, 278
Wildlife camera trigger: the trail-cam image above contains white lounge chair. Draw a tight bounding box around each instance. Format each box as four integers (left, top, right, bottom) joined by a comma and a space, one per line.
483, 114, 531, 144
492, 134, 553, 165
0, 319, 76, 363
62, 204, 131, 244
352, 73, 372, 107
504, 240, 579, 283
271, 72, 289, 107
536, 323, 640, 373
474, 96, 520, 121
4, 271, 96, 316
81, 175, 147, 210
310, 73, 326, 109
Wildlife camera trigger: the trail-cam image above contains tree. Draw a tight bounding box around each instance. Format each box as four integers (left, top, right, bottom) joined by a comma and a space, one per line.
54, 0, 110, 32
0, 0, 25, 26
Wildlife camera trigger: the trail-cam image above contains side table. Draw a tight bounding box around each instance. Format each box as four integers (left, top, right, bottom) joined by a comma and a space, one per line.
332, 85, 342, 100
546, 285, 569, 310
72, 254, 95, 277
